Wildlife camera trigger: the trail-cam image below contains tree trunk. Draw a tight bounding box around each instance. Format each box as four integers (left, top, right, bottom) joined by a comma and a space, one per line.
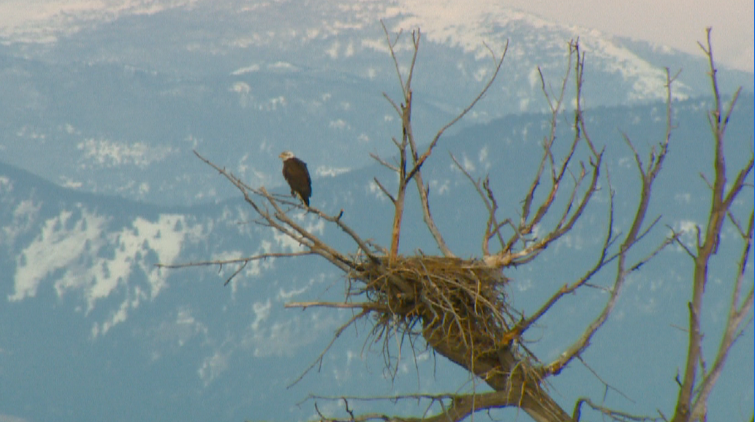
423, 320, 572, 422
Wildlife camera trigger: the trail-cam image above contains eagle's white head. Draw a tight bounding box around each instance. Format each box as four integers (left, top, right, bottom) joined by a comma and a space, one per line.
279, 151, 295, 161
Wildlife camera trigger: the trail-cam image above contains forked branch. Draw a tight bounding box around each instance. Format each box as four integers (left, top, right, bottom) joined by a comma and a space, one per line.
158, 151, 382, 284
671, 27, 755, 422
375, 23, 508, 260
483, 41, 602, 269
544, 64, 677, 378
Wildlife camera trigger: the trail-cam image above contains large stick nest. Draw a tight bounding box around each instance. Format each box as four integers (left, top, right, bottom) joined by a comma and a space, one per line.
350, 256, 519, 360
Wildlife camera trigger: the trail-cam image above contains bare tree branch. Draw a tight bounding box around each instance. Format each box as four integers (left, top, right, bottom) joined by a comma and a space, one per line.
407, 42, 508, 258
288, 309, 371, 388
372, 177, 396, 204
516, 183, 616, 336
370, 152, 399, 172
574, 397, 663, 422
448, 153, 505, 257
518, 41, 576, 235
689, 212, 754, 420
306, 390, 531, 422
285, 302, 386, 311
155, 251, 315, 270
672, 27, 755, 422
405, 41, 508, 185
377, 26, 509, 260
189, 150, 379, 273
544, 63, 677, 378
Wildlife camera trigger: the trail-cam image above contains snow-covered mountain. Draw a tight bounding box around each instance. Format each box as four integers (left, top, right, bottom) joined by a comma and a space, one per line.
0, 0, 751, 206
1, 92, 753, 421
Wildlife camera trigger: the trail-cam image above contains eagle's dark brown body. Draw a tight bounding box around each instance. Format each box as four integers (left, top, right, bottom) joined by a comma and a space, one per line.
279, 151, 312, 206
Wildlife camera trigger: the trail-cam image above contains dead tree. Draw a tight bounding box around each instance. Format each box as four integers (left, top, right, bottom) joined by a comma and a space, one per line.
667, 28, 754, 422
159, 27, 753, 422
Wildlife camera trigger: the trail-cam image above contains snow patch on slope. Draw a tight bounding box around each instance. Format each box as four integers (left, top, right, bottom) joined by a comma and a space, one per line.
9, 204, 205, 336
388, 0, 690, 101
77, 138, 176, 169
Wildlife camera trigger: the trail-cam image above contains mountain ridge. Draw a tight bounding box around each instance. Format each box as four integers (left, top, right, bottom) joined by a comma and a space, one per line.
0, 1, 751, 208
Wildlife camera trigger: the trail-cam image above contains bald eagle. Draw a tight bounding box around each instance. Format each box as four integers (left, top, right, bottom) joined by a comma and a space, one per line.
279, 151, 312, 207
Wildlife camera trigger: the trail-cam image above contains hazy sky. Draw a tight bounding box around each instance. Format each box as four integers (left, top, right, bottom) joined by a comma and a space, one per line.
504, 0, 754, 72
